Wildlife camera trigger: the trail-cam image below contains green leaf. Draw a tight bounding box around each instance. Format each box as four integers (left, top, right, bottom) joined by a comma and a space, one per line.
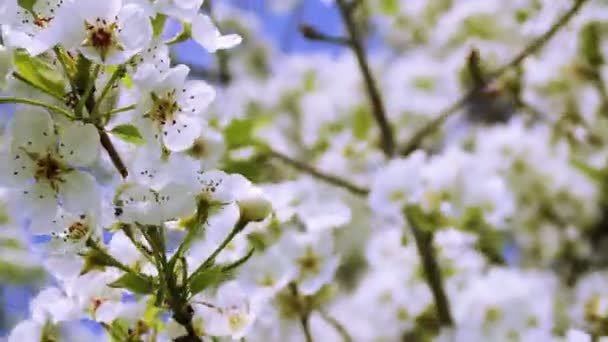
107, 319, 130, 342
151, 14, 167, 37
17, 0, 35, 11
579, 21, 604, 67
352, 105, 373, 140
378, 0, 400, 15
108, 272, 155, 294
13, 49, 65, 98
188, 265, 232, 296
110, 124, 145, 145
571, 158, 604, 183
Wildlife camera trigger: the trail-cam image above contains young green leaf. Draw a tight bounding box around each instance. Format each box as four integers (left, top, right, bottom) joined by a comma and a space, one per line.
108, 272, 155, 294
188, 265, 232, 297
109, 124, 145, 145
13, 50, 65, 98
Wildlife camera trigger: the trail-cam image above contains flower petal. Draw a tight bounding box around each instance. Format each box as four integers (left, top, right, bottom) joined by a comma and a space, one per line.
58, 122, 99, 166
11, 108, 54, 154
162, 115, 202, 151
177, 80, 216, 115
191, 14, 242, 53
60, 171, 99, 215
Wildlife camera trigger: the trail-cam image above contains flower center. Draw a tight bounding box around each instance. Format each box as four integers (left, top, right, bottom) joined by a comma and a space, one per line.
83, 18, 122, 61
188, 138, 207, 158
148, 90, 180, 125
34, 153, 66, 190
33, 15, 54, 28
297, 247, 320, 274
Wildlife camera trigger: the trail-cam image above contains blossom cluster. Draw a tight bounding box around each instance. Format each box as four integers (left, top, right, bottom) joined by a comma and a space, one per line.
3, 0, 608, 342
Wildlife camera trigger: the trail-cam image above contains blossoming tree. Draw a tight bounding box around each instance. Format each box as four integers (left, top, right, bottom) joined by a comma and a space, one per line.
1, 0, 608, 341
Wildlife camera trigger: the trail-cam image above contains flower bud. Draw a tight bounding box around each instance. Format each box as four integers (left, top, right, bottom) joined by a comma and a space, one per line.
237, 187, 272, 223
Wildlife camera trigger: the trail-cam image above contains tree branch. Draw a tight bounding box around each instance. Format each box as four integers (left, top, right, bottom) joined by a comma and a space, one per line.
268, 149, 369, 196
299, 24, 352, 46
405, 214, 454, 326
399, 0, 590, 156
336, 0, 396, 156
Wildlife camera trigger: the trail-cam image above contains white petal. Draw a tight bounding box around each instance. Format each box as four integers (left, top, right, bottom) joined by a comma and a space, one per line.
8, 320, 42, 342
0, 151, 35, 187
162, 115, 202, 151
75, 0, 121, 21
158, 183, 196, 220
33, 4, 84, 54
177, 80, 216, 115
160, 64, 190, 90
191, 14, 242, 53
60, 171, 99, 215
11, 108, 54, 154
117, 4, 152, 51
59, 122, 100, 166
25, 182, 58, 225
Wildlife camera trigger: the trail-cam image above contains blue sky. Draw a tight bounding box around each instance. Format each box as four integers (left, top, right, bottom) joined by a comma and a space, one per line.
173, 0, 346, 66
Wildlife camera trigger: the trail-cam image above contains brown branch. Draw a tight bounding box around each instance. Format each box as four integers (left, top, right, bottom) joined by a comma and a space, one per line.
336, 0, 396, 156
405, 214, 454, 326
299, 24, 352, 46
98, 128, 129, 178
399, 0, 590, 156
268, 149, 369, 196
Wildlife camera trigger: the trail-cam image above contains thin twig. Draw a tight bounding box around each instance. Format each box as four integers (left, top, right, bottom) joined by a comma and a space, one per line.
399, 0, 590, 156
336, 0, 396, 156
268, 149, 369, 196
319, 309, 354, 342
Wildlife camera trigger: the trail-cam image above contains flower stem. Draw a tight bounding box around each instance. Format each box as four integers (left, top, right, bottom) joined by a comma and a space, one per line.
101, 104, 136, 121
92, 65, 125, 119
0, 97, 73, 118
399, 0, 590, 156
336, 0, 395, 156
189, 219, 247, 280
289, 283, 313, 342
75, 64, 101, 117
319, 309, 353, 342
